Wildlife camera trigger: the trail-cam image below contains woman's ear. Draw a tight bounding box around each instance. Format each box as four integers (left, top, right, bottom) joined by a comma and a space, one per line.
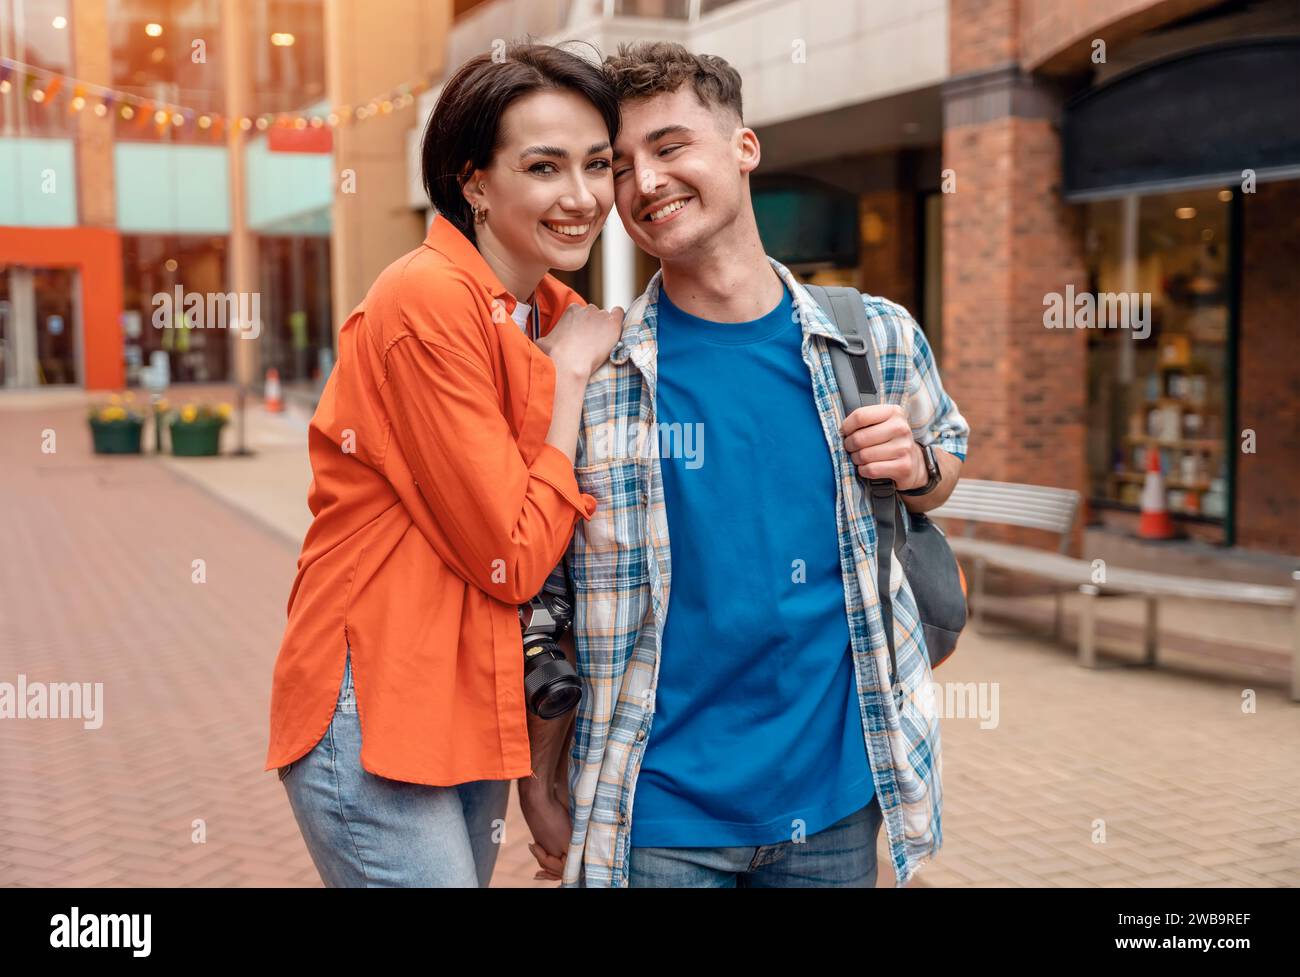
461, 165, 486, 210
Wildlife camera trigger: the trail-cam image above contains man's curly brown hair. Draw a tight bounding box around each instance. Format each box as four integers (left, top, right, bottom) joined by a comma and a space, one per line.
602, 42, 744, 124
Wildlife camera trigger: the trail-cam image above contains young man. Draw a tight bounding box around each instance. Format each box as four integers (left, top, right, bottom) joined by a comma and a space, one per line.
534, 42, 970, 888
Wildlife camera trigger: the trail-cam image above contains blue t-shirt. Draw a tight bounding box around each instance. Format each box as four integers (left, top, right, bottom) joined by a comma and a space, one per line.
629, 282, 874, 849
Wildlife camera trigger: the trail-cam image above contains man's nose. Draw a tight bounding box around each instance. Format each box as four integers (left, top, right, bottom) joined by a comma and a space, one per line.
634, 160, 664, 197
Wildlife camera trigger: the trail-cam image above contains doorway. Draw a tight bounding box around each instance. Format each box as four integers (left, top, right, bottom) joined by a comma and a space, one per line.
0, 265, 82, 387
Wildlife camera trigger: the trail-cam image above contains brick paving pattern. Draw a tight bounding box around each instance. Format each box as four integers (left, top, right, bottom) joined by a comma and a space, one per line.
1, 402, 1296, 887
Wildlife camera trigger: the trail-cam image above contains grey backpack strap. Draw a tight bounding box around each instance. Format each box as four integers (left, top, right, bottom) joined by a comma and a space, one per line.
804, 284, 905, 697
804, 285, 881, 415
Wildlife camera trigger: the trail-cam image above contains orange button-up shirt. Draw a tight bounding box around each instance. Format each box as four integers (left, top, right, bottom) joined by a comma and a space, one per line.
265, 216, 596, 785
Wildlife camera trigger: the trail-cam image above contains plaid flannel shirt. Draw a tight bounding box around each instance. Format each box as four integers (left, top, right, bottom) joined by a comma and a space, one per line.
562, 257, 971, 887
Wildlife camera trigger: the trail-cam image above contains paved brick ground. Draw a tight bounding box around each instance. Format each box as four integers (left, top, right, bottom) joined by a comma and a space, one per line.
1, 399, 1296, 887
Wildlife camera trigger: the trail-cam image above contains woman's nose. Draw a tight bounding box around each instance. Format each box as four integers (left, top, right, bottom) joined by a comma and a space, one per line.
561, 178, 598, 214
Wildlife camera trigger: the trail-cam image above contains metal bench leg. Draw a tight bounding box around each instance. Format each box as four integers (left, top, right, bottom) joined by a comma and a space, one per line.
1078, 584, 1099, 669
1143, 596, 1159, 667
1053, 590, 1064, 643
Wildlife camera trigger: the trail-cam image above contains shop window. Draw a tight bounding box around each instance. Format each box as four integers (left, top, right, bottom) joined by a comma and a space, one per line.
108, 0, 224, 144
121, 234, 230, 384
1084, 187, 1233, 537
0, 0, 74, 137
249, 0, 327, 116
257, 235, 332, 385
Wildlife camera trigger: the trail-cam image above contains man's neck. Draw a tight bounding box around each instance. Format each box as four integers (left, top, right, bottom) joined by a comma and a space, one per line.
658, 218, 784, 323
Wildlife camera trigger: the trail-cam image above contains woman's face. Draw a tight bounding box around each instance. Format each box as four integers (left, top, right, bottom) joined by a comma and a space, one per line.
467, 88, 615, 284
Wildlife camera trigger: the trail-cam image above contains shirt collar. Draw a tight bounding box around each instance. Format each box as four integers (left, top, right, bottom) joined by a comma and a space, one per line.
422, 212, 520, 314
610, 256, 848, 365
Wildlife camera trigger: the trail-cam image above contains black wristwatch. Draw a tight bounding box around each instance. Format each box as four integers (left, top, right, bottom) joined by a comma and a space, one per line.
900, 442, 941, 497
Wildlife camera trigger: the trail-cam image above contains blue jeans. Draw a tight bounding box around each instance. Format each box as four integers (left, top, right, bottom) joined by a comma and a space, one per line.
278, 647, 510, 887
628, 795, 884, 887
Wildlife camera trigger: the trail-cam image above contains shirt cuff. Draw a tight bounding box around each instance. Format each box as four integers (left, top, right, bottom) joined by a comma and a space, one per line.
936, 433, 968, 462
531, 442, 598, 520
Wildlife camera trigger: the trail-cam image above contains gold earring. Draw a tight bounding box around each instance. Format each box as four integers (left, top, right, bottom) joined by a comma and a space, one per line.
473, 202, 488, 225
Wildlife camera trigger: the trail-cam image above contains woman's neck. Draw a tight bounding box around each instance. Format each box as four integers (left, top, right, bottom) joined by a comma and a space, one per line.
475, 230, 544, 304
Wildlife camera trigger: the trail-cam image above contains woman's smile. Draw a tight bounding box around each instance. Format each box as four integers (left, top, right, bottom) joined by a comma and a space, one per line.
541, 218, 595, 243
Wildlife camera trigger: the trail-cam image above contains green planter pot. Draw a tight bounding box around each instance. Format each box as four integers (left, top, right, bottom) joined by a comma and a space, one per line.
89, 418, 144, 454
170, 418, 225, 456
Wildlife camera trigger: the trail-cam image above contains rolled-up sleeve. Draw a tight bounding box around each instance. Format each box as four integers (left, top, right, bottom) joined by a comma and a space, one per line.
381, 332, 597, 605
903, 315, 970, 462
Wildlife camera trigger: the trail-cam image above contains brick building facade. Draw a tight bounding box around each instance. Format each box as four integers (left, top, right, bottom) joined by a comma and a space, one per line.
940, 0, 1299, 558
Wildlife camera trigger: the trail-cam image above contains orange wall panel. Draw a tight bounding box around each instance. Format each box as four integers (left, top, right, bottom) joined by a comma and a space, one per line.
0, 226, 124, 390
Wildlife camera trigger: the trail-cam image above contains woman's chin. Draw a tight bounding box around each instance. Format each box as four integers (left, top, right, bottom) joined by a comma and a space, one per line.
543, 247, 595, 272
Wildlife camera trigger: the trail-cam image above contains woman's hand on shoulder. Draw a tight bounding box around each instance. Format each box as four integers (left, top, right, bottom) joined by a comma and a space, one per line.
537, 304, 624, 379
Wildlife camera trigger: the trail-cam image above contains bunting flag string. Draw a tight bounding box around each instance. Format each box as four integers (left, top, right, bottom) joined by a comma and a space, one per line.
0, 55, 431, 140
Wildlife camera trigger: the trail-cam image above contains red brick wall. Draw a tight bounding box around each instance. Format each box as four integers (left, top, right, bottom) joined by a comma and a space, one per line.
1018, 0, 1222, 72
950, 0, 1021, 75
1235, 179, 1300, 556
941, 114, 1090, 553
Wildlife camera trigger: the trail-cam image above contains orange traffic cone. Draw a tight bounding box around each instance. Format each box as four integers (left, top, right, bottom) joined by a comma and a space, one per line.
264, 367, 283, 413
1138, 446, 1174, 539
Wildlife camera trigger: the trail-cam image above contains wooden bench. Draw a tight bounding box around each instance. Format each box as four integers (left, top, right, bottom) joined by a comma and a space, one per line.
928, 479, 1300, 701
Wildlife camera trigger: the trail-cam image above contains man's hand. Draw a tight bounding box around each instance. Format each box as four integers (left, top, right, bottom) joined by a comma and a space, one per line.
840, 404, 926, 490
517, 640, 578, 883
518, 772, 569, 882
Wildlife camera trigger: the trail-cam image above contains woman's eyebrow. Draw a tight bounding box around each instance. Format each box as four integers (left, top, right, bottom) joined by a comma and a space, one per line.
520, 142, 612, 160
519, 145, 569, 160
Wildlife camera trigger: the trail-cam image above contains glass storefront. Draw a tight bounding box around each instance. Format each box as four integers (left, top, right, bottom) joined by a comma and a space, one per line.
1083, 186, 1234, 536
256, 234, 331, 385
108, 0, 224, 144
0, 0, 74, 137
248, 0, 326, 116
121, 234, 230, 384
0, 263, 80, 386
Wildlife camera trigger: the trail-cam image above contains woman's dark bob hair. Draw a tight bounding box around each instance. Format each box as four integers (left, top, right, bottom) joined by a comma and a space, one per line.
421, 42, 620, 245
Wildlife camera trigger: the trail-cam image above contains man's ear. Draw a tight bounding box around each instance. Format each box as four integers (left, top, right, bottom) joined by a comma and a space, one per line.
736, 126, 761, 176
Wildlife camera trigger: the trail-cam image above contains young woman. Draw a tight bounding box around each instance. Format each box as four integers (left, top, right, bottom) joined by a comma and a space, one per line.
264, 43, 623, 887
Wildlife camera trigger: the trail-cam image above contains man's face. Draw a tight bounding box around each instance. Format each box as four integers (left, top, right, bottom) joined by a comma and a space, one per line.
611, 87, 752, 261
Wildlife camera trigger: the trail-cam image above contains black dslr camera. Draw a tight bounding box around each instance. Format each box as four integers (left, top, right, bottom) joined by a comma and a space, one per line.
518, 565, 582, 719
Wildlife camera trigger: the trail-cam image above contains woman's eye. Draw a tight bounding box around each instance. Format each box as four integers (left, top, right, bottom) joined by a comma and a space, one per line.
588, 158, 612, 172
529, 162, 558, 175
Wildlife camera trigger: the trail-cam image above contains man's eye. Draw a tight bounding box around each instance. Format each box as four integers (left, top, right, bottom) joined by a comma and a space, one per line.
530, 162, 558, 175
657, 145, 682, 157
613, 166, 632, 180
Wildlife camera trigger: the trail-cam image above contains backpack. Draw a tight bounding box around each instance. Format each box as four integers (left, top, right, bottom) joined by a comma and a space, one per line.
803, 285, 967, 692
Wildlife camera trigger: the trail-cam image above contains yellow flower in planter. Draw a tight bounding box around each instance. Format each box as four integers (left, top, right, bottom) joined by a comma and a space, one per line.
180, 405, 199, 423
217, 402, 233, 420
155, 398, 170, 413
99, 405, 128, 422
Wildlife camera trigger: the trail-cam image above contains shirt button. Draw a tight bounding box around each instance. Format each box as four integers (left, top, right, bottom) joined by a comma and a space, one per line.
618, 814, 628, 825
635, 729, 645, 741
